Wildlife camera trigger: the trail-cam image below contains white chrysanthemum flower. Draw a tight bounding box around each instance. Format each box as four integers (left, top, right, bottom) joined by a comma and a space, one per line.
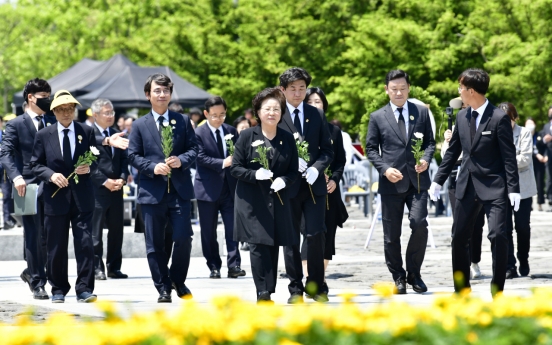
90, 146, 100, 156
224, 134, 234, 140
414, 132, 424, 139
251, 140, 264, 147
293, 132, 300, 140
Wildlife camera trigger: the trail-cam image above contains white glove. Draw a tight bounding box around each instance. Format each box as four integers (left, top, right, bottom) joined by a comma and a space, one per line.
305, 167, 319, 185
509, 193, 521, 212
255, 168, 274, 180
298, 158, 308, 173
428, 182, 442, 201
270, 177, 286, 192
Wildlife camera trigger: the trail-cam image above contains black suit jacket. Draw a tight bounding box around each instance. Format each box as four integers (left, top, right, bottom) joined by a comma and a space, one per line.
230, 126, 299, 246
193, 123, 238, 202
366, 101, 436, 194
30, 122, 97, 215
278, 102, 333, 197
434, 102, 520, 201
541, 122, 552, 158
90, 126, 129, 197
0, 112, 57, 184
327, 123, 346, 184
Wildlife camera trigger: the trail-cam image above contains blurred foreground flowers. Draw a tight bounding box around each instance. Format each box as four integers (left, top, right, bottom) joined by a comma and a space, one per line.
5, 289, 552, 344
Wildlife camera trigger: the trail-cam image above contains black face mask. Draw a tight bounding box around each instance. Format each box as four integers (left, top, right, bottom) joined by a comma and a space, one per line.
35, 97, 51, 113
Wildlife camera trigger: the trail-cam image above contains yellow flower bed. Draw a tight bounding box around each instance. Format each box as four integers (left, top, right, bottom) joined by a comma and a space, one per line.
3, 289, 552, 344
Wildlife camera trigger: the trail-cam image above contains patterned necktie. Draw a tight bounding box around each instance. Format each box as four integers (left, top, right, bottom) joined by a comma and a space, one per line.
293, 108, 302, 136
62, 129, 73, 168
36, 115, 44, 131
397, 107, 407, 141
158, 116, 164, 138
470, 111, 479, 143
215, 129, 225, 158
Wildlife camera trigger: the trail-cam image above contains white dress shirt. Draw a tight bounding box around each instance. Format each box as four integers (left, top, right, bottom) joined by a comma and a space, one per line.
57, 121, 76, 158
152, 109, 170, 129
471, 99, 489, 130
286, 101, 305, 132
390, 101, 410, 137
206, 121, 227, 158
27, 109, 45, 132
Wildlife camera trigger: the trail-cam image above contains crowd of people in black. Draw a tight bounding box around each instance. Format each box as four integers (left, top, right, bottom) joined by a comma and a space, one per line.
0, 65, 549, 303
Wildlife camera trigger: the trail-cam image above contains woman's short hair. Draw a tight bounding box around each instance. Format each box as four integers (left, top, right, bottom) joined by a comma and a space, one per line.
252, 88, 287, 124
305, 87, 329, 113
233, 115, 251, 128
498, 102, 519, 122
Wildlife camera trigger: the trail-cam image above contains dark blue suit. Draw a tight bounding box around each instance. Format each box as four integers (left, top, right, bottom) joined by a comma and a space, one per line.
194, 123, 240, 271
0, 113, 56, 290
128, 111, 198, 293
30, 121, 97, 296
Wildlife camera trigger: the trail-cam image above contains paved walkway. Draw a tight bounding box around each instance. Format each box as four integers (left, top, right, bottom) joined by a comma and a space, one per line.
1, 199, 551, 321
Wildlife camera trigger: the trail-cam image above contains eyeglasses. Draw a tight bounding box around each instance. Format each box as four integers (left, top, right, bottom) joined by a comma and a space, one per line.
152, 89, 171, 96
100, 111, 115, 117
209, 115, 226, 120
260, 108, 281, 114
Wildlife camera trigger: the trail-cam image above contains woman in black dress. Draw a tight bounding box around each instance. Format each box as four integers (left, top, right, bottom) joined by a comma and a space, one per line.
231, 87, 299, 303
300, 87, 349, 295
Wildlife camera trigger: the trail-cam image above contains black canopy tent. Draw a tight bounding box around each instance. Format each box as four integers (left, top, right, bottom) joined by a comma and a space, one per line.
13, 54, 211, 113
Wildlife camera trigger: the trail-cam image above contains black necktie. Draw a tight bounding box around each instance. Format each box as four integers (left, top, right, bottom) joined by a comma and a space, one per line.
158, 117, 164, 138
36, 115, 44, 131
293, 109, 302, 136
397, 107, 407, 141
103, 130, 112, 158
62, 129, 73, 168
470, 111, 479, 143
215, 129, 225, 158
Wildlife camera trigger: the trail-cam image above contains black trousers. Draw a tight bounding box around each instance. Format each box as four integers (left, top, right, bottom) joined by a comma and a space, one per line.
284, 180, 326, 295
2, 178, 14, 224
506, 197, 532, 270
23, 197, 47, 289
449, 188, 486, 264
534, 161, 546, 205
197, 183, 240, 271
451, 177, 508, 292
141, 191, 193, 292
249, 243, 279, 293
380, 183, 428, 281
547, 160, 552, 201
92, 191, 124, 273
45, 203, 95, 296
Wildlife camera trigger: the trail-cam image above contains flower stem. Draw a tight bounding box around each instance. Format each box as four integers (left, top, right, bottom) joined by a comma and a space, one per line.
51, 171, 75, 198
269, 178, 284, 205
417, 173, 420, 194
326, 195, 329, 210
308, 184, 316, 204
168, 177, 170, 193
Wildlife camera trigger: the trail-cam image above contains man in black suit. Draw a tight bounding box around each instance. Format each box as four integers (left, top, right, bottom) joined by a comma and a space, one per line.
90, 98, 129, 281
30, 90, 98, 303
0, 115, 17, 231
0, 78, 56, 300
194, 96, 244, 279
366, 70, 435, 294
277, 67, 333, 303
128, 74, 198, 303
431, 68, 520, 296
540, 106, 552, 204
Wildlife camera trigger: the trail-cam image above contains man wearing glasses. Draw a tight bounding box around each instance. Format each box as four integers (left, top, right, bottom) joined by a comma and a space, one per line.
365, 69, 435, 295
90, 99, 129, 281
128, 74, 198, 303
194, 96, 243, 279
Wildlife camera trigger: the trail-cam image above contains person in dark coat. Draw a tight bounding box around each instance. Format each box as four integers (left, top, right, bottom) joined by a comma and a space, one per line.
300, 87, 348, 295
230, 87, 299, 303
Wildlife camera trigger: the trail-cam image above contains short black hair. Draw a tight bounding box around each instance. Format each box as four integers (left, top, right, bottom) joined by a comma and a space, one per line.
233, 115, 251, 128
205, 96, 227, 112
189, 107, 202, 116
498, 102, 519, 122
385, 70, 410, 86
330, 119, 342, 130
279, 67, 312, 89
458, 68, 489, 95
168, 103, 184, 114
252, 87, 287, 124
23, 78, 51, 102
305, 87, 329, 113
144, 73, 173, 95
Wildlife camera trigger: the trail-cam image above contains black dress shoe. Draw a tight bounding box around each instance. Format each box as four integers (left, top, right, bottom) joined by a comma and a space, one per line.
3, 220, 15, 230
95, 269, 107, 280
287, 293, 304, 304
172, 282, 192, 299
107, 270, 128, 279
505, 268, 519, 279
519, 261, 530, 277
158, 290, 172, 303
20, 269, 33, 292
257, 291, 272, 303
210, 269, 221, 279
407, 274, 428, 293
33, 286, 49, 300
395, 277, 407, 294
313, 293, 329, 303
228, 266, 246, 278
